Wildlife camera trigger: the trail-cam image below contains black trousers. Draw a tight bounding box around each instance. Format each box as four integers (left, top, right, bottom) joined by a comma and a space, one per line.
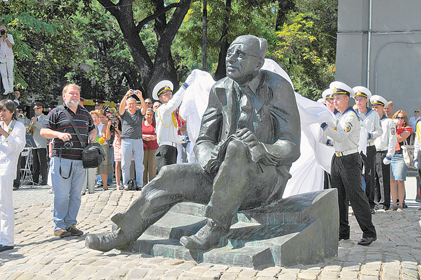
374, 150, 391, 209
13, 154, 24, 188
331, 153, 376, 239
32, 148, 48, 184
361, 145, 376, 209
323, 171, 331, 189
155, 145, 177, 175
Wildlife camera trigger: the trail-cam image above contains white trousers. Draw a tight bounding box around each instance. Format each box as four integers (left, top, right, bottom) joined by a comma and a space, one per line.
0, 58, 14, 93
0, 174, 14, 246
82, 168, 96, 194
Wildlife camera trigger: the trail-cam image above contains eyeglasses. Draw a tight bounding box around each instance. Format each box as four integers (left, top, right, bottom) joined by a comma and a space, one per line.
145, 102, 152, 104
226, 49, 260, 60
160, 92, 172, 98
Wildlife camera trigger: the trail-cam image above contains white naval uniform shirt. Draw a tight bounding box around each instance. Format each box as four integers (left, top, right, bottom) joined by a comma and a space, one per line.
0, 120, 26, 177
323, 107, 360, 153
155, 87, 186, 146
374, 114, 397, 158
356, 108, 382, 145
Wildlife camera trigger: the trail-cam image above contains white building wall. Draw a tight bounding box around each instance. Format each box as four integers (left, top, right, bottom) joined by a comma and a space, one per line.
336, 0, 421, 114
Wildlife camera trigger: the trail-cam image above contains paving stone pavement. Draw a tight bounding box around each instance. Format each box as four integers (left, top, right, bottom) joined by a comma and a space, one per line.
2, 178, 421, 279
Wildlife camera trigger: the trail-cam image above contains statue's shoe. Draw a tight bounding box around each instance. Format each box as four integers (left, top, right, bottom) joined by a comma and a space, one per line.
180, 219, 227, 251
85, 230, 127, 252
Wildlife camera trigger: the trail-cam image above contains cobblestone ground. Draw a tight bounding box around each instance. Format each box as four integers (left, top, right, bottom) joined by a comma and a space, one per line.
2, 182, 421, 280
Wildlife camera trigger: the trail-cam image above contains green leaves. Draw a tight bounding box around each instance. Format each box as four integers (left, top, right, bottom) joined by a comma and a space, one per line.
274, 6, 337, 100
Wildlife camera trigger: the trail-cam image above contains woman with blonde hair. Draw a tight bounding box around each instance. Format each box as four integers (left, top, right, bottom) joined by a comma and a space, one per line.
390, 110, 412, 211
96, 110, 113, 190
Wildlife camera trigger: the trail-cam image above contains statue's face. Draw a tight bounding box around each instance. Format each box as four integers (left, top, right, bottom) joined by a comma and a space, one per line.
226, 41, 262, 84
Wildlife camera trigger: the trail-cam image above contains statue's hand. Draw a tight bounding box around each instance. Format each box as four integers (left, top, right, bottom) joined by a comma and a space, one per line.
250, 143, 277, 165
236, 128, 258, 148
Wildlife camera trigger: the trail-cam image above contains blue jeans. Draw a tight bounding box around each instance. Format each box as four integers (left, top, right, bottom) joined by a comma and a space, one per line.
121, 138, 144, 187
50, 157, 86, 230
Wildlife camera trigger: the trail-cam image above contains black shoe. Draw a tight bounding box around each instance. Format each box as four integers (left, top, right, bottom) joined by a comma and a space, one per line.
0, 244, 14, 252
403, 201, 408, 209
339, 235, 350, 241
13, 186, 19, 191
358, 236, 377, 246
54, 229, 71, 238
67, 224, 83, 236
179, 219, 228, 251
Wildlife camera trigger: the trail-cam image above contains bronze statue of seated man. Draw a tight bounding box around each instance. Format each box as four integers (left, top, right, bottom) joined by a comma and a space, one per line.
85, 35, 301, 252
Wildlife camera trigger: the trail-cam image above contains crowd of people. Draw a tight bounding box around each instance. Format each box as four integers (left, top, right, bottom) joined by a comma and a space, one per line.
1, 33, 421, 255
319, 81, 421, 246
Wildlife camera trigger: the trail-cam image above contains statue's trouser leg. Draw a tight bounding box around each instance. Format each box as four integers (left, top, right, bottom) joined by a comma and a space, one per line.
204, 140, 278, 229
112, 163, 214, 243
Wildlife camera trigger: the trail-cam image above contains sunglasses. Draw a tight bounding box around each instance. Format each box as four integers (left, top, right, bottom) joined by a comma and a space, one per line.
415, 111, 419, 113
396, 117, 405, 120
145, 102, 152, 104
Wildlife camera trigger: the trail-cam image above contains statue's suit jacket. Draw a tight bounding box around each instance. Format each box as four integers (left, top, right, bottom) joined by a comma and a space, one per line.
194, 70, 301, 202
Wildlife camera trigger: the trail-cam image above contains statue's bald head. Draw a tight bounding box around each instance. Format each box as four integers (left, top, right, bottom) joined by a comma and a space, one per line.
230, 35, 268, 60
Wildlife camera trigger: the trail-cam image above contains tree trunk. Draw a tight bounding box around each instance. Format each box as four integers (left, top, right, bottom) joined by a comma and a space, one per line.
202, 0, 208, 71
214, 0, 232, 81
276, 0, 295, 31
98, 0, 191, 97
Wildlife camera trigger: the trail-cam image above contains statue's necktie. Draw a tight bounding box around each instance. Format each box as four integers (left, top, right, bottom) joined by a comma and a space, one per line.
237, 85, 253, 131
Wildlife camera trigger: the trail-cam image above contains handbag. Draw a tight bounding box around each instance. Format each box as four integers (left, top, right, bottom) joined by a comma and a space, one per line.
401, 138, 415, 168
59, 106, 105, 169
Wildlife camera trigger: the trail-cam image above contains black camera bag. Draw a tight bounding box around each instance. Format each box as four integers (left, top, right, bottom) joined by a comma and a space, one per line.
59, 106, 105, 169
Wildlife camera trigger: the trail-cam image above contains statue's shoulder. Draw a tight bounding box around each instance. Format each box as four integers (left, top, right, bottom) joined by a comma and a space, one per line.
260, 70, 294, 101
212, 77, 230, 89
261, 70, 291, 89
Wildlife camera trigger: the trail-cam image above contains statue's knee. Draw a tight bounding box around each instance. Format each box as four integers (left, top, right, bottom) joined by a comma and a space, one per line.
156, 165, 175, 179
225, 140, 247, 159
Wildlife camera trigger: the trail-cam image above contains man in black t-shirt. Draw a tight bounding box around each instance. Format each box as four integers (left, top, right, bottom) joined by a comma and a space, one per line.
41, 84, 96, 238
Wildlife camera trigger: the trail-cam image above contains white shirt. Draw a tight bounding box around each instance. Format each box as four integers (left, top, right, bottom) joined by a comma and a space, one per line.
356, 108, 382, 145
0, 120, 26, 177
0, 34, 14, 59
155, 87, 186, 145
410, 116, 421, 133
374, 114, 397, 158
323, 107, 361, 153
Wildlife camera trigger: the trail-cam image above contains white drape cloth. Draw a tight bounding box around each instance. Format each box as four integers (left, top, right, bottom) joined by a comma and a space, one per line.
262, 59, 335, 197
183, 60, 336, 197
179, 71, 215, 162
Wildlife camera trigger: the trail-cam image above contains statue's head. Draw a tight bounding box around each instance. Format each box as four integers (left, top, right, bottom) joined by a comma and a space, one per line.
226, 35, 267, 85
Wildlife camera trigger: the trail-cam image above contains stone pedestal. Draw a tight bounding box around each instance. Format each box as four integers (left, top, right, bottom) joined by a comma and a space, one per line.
125, 189, 338, 269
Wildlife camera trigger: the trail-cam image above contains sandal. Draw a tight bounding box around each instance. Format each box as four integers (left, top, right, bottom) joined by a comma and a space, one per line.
390, 205, 398, 211
397, 206, 403, 212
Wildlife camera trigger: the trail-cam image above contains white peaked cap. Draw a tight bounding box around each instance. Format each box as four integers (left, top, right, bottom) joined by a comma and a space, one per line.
370, 95, 388, 108
329, 81, 354, 97
352, 86, 372, 99
152, 80, 174, 100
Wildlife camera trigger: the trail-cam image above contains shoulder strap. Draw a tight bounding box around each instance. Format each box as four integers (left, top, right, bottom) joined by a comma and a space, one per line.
6, 119, 16, 134
58, 105, 86, 148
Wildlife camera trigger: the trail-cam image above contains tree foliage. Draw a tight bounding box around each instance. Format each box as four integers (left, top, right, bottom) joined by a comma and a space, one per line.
275, 0, 337, 99
0, 0, 80, 105
1, 0, 338, 103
